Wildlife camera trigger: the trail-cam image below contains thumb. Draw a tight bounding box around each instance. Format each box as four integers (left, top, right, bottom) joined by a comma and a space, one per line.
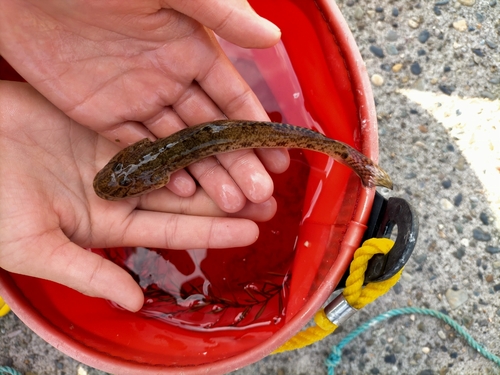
7, 231, 144, 312
166, 0, 281, 48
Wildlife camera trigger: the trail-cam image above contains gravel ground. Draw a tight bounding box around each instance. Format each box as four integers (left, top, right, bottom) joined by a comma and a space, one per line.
1, 1, 499, 374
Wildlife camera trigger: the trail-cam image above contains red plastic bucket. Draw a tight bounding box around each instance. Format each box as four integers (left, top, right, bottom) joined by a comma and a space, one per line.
0, 0, 379, 373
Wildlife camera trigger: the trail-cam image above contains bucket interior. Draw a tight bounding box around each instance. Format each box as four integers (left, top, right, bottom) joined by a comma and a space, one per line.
0, 0, 376, 371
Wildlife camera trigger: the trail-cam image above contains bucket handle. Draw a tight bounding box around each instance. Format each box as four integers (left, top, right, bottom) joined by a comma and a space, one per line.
336, 192, 419, 289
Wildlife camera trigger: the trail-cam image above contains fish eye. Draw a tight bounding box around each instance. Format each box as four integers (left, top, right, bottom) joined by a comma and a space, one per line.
113, 163, 123, 173
119, 177, 132, 187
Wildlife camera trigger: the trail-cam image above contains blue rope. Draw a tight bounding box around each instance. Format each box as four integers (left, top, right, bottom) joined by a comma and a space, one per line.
0, 367, 22, 375
326, 307, 500, 375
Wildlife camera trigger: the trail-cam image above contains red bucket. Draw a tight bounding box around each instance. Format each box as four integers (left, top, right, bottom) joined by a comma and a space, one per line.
0, 0, 379, 373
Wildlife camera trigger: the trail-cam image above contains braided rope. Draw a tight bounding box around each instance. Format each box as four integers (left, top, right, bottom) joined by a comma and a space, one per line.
272, 238, 398, 354
326, 307, 500, 375
0, 367, 22, 375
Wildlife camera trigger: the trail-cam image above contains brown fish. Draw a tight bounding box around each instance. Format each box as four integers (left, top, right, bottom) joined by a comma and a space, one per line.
94, 120, 393, 200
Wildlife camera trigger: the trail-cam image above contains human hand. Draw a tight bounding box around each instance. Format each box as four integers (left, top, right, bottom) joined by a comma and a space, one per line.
0, 82, 277, 311
0, 0, 289, 213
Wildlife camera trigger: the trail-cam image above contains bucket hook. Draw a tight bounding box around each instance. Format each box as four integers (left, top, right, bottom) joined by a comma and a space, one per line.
337, 192, 419, 289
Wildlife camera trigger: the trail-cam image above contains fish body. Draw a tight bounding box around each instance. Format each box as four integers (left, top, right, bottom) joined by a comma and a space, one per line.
93, 120, 393, 200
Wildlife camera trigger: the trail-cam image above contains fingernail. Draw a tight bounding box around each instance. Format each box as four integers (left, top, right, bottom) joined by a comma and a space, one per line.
116, 301, 141, 312
247, 171, 274, 203
219, 184, 244, 213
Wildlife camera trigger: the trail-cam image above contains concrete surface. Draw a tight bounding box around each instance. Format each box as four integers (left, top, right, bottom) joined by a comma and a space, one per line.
1, 0, 499, 374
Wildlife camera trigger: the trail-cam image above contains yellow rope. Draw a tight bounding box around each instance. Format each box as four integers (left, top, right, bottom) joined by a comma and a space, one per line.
343, 238, 400, 309
272, 309, 338, 353
272, 238, 400, 354
0, 296, 10, 317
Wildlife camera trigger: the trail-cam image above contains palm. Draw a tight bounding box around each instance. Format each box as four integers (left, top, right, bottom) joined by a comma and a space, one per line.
0, 82, 276, 311
0, 0, 289, 212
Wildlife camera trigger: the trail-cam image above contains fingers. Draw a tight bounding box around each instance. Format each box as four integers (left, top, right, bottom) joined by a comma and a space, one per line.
165, 170, 197, 197
255, 148, 291, 174
103, 210, 259, 250
165, 0, 281, 48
